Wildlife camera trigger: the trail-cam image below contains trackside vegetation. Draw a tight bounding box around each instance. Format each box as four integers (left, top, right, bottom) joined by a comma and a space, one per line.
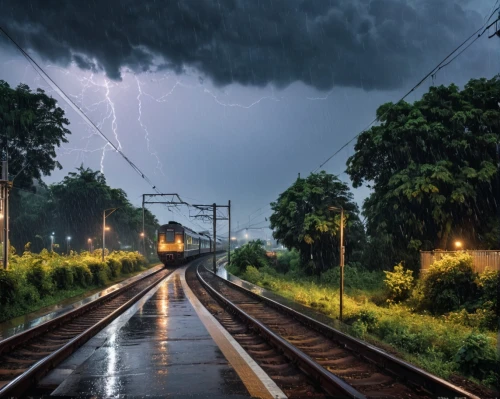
228, 243, 499, 390
0, 247, 150, 322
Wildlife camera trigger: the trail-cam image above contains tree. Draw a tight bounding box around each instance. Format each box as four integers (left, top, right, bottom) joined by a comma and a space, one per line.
346, 76, 500, 269
270, 172, 365, 275
0, 81, 70, 188
50, 166, 159, 253
9, 166, 160, 255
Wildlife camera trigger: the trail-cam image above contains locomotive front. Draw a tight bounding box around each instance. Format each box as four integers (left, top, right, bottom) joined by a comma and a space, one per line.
157, 222, 185, 265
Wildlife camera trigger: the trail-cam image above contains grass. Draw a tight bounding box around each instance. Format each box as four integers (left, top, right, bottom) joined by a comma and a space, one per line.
228, 264, 499, 390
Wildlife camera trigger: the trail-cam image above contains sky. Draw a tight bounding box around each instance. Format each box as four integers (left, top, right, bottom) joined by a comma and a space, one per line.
0, 0, 499, 241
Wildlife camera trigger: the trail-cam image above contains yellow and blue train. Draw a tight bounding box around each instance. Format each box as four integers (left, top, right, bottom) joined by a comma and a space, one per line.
157, 221, 223, 265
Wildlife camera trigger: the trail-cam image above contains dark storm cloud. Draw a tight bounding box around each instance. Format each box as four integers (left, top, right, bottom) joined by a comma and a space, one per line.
0, 0, 487, 90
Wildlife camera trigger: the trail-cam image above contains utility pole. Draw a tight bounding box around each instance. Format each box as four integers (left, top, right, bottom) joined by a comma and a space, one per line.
329, 206, 345, 322
213, 203, 217, 273
228, 200, 231, 266
142, 194, 146, 256
1, 161, 10, 269
103, 208, 118, 262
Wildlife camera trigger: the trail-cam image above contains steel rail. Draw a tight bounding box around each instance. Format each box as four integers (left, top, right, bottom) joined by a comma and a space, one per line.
0, 266, 165, 356
0, 266, 171, 397
204, 264, 480, 399
196, 264, 365, 399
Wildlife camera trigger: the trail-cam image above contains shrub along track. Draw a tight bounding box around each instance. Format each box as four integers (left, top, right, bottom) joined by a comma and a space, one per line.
191, 261, 480, 399
0, 266, 173, 397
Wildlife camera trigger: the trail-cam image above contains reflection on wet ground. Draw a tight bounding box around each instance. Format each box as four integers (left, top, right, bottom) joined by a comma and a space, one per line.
0, 265, 164, 340
52, 269, 252, 398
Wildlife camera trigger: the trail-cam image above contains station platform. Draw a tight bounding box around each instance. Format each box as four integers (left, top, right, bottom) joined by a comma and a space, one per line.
48, 261, 284, 398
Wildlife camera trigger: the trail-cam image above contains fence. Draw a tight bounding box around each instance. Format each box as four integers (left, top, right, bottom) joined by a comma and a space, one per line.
420, 250, 500, 274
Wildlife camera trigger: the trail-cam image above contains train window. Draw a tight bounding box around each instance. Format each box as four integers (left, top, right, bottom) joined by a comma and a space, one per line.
186, 235, 192, 244
159, 233, 166, 244
175, 233, 183, 244
166, 231, 174, 242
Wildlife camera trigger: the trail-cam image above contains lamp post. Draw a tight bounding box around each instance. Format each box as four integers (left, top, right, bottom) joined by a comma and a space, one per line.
50, 232, 55, 253
231, 236, 237, 250
66, 236, 71, 254
103, 208, 118, 261
140, 232, 145, 255
329, 206, 345, 322
88, 238, 92, 253
454, 241, 463, 251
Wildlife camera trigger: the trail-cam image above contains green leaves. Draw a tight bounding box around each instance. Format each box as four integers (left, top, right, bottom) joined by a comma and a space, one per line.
346, 75, 500, 262
270, 172, 365, 275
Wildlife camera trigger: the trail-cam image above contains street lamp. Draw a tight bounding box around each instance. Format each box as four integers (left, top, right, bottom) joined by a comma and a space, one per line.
50, 232, 55, 253
66, 236, 71, 254
88, 238, 92, 253
140, 232, 145, 255
103, 208, 118, 261
455, 241, 463, 250
329, 206, 345, 322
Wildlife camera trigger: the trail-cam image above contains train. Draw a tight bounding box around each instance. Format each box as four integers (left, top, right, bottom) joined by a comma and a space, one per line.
157, 221, 224, 265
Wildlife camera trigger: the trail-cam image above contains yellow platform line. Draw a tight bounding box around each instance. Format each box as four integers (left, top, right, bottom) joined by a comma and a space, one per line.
179, 266, 287, 399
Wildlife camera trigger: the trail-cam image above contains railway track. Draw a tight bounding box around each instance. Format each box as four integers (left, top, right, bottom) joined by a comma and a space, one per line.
0, 266, 173, 397
193, 262, 479, 399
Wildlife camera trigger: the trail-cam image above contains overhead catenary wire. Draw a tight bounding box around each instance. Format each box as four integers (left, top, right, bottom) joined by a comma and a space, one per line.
0, 25, 230, 233
0, 25, 164, 196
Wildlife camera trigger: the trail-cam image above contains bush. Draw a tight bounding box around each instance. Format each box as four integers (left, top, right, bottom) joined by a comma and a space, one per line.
478, 268, 499, 312
243, 266, 261, 284
275, 249, 300, 274
71, 263, 93, 287
106, 258, 122, 278
51, 262, 75, 290
26, 260, 53, 297
455, 333, 498, 381
422, 253, 477, 314
446, 308, 497, 331
351, 320, 368, 339
377, 318, 432, 354
231, 240, 269, 270
86, 260, 111, 285
0, 269, 18, 304
384, 263, 414, 302
320, 265, 384, 291
121, 257, 134, 274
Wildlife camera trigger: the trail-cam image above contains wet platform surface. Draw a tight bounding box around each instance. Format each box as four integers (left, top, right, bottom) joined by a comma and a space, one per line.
0, 264, 164, 340
51, 267, 254, 398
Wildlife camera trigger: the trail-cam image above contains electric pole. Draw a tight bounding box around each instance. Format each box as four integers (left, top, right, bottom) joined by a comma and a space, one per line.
213, 203, 216, 273
228, 200, 231, 266
1, 161, 10, 269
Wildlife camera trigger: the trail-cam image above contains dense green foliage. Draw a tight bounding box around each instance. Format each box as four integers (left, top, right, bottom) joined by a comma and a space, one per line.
383, 264, 414, 302
346, 76, 500, 270
229, 240, 270, 273
421, 253, 478, 314
0, 81, 70, 189
228, 263, 498, 387
270, 172, 365, 275
0, 248, 148, 322
9, 167, 159, 256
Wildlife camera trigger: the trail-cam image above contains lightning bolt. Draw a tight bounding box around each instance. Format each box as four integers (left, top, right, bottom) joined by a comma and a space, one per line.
135, 75, 164, 175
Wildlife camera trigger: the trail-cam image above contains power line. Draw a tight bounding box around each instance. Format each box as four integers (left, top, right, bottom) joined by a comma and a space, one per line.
312, 5, 500, 173
0, 25, 163, 195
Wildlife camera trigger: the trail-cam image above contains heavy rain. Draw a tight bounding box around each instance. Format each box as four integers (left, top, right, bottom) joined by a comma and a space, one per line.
0, 1, 499, 397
